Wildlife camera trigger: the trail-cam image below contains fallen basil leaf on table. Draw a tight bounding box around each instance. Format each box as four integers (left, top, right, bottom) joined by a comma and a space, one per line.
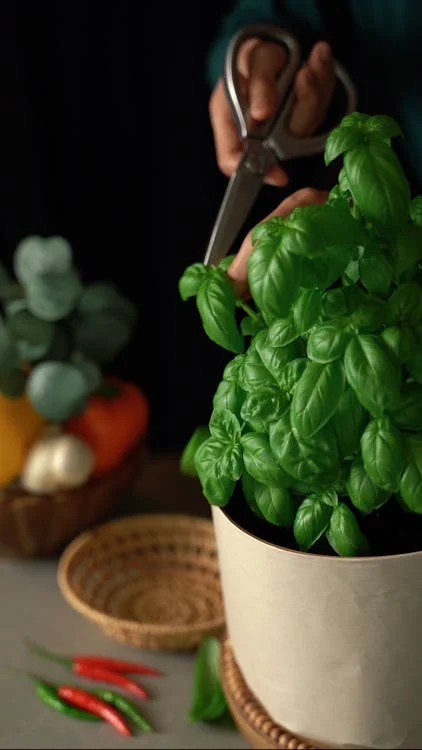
188, 635, 227, 722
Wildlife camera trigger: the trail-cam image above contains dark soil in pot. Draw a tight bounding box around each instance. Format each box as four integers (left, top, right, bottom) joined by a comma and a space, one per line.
226, 489, 422, 557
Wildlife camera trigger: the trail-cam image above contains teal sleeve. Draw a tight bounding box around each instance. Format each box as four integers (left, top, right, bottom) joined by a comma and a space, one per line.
206, 0, 286, 88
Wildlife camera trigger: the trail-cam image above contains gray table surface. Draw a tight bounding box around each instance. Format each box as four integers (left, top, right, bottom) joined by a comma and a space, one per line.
0, 456, 248, 749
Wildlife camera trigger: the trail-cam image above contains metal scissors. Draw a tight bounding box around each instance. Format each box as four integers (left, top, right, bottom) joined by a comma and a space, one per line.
203, 24, 357, 266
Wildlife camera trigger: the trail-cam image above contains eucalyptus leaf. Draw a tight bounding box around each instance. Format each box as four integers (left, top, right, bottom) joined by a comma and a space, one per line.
74, 312, 132, 364
7, 307, 55, 361
14, 235, 73, 285
0, 315, 20, 369
26, 361, 90, 421
26, 269, 82, 321
78, 282, 138, 326
70, 352, 102, 392
0, 367, 27, 398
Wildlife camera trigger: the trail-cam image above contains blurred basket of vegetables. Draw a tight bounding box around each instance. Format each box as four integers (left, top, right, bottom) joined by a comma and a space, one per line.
0, 236, 149, 557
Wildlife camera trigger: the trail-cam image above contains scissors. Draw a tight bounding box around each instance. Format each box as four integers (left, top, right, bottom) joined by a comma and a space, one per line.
203, 24, 357, 266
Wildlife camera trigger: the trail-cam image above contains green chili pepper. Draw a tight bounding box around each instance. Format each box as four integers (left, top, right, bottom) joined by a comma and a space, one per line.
93, 688, 153, 732
25, 673, 102, 722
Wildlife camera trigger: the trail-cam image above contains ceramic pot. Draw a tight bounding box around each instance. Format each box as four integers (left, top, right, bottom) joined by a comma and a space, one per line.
212, 506, 422, 750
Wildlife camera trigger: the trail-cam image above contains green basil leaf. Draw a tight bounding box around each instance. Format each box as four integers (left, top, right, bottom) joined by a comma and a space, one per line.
347, 456, 390, 515
243, 473, 296, 527
307, 320, 351, 363
239, 330, 297, 392
400, 434, 422, 513
180, 427, 210, 477
213, 378, 245, 418
293, 497, 333, 551
189, 636, 227, 723
194, 439, 236, 505
218, 254, 236, 272
241, 432, 289, 487
209, 408, 241, 443
321, 289, 348, 319
240, 314, 266, 337
222, 355, 244, 382
350, 295, 387, 332
344, 334, 400, 416
248, 239, 299, 319
339, 113, 371, 129
291, 360, 345, 439
326, 503, 368, 556
364, 114, 403, 141
318, 489, 339, 507
332, 388, 369, 459
343, 142, 410, 233
212, 380, 243, 417
359, 250, 393, 296
394, 224, 422, 279
178, 263, 209, 301
406, 349, 422, 385
409, 196, 422, 226
196, 270, 244, 354
270, 413, 339, 483
279, 358, 307, 395
360, 417, 405, 492
389, 383, 422, 431
324, 126, 366, 165
292, 289, 322, 333
240, 386, 289, 432
381, 325, 417, 363
389, 282, 422, 324
342, 258, 360, 284
267, 318, 298, 347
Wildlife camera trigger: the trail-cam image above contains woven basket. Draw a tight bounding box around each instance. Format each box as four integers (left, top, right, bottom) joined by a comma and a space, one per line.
0, 440, 147, 558
57, 513, 225, 651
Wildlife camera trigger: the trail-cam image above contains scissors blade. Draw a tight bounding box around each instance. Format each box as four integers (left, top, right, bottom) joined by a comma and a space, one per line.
203, 158, 264, 267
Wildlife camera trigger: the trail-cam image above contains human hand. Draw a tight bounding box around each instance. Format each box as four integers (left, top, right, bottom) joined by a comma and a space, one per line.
228, 187, 329, 296
209, 38, 336, 187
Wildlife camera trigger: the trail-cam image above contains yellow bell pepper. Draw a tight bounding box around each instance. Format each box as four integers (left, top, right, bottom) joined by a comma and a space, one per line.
0, 393, 45, 487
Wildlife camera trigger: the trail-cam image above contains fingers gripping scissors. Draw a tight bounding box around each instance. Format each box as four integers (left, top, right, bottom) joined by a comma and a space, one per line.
203, 24, 357, 266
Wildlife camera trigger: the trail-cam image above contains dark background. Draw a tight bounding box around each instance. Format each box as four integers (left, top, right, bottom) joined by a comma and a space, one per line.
0, 1, 239, 452
0, 1, 334, 454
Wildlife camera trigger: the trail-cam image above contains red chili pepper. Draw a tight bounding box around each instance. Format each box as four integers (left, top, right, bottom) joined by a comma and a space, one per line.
24, 638, 160, 676
73, 662, 149, 700
57, 686, 132, 736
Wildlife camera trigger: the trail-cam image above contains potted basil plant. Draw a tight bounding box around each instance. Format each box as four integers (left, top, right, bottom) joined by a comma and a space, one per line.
179, 112, 422, 750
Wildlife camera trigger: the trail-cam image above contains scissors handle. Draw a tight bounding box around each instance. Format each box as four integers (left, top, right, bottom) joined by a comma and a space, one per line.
224, 24, 302, 140
224, 24, 357, 159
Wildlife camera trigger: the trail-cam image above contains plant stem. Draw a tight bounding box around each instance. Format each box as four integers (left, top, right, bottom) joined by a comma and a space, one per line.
236, 300, 259, 320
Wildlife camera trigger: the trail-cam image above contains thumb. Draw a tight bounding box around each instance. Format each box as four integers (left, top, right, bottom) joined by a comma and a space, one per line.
247, 41, 287, 121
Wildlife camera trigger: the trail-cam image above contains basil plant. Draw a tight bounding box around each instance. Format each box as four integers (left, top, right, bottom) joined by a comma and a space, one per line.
179, 112, 422, 557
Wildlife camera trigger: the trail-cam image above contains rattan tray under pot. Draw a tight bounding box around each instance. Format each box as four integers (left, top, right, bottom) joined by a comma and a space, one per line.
57, 513, 225, 651
0, 440, 146, 558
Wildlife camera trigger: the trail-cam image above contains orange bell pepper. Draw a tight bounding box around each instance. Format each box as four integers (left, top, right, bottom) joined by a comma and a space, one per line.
0, 393, 45, 487
65, 378, 149, 477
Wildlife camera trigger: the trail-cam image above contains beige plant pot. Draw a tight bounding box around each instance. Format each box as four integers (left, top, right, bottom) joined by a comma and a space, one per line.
212, 506, 422, 750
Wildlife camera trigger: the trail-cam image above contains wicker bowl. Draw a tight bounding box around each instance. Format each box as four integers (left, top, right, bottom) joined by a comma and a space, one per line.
57, 513, 225, 651
0, 440, 147, 558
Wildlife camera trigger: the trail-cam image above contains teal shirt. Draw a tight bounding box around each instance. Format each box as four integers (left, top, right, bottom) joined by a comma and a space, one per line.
207, 0, 422, 190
